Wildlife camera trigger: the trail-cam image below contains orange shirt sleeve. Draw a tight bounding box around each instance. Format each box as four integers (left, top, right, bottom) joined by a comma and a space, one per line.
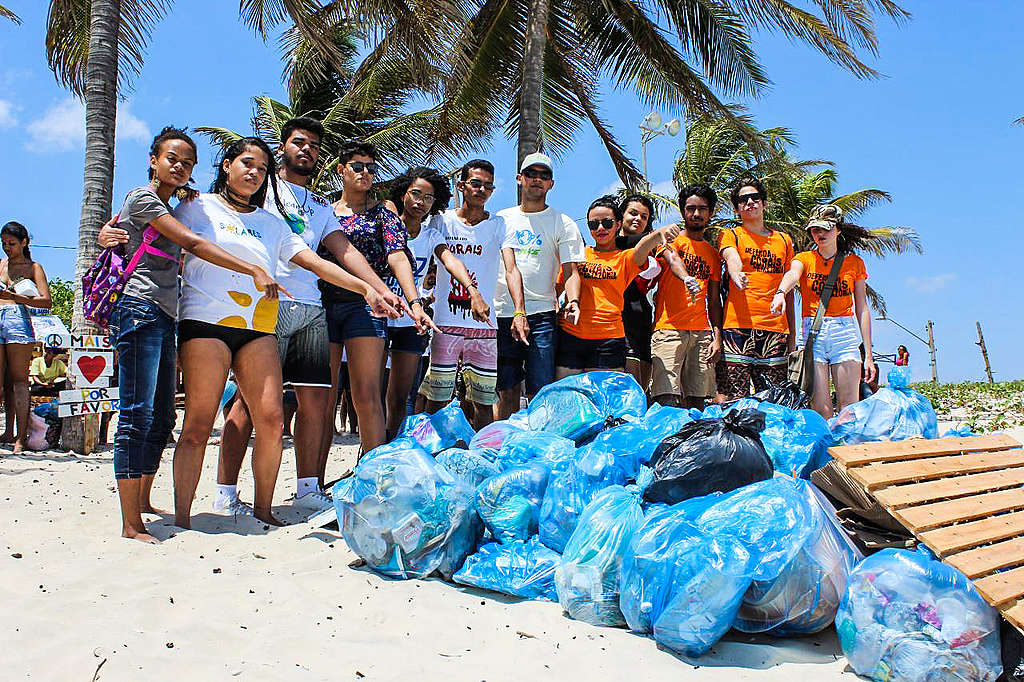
719, 228, 737, 254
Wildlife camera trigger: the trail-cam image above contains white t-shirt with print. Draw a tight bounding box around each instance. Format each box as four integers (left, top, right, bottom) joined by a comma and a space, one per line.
387, 214, 443, 329
264, 179, 342, 307
176, 194, 308, 333
494, 205, 585, 316
428, 209, 515, 329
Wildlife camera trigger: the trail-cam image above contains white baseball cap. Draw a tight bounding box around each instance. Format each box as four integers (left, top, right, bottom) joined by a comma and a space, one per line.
519, 152, 553, 173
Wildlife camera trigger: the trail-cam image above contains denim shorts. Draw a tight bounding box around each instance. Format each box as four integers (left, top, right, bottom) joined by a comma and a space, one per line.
387, 325, 429, 355
555, 329, 627, 370
277, 301, 330, 387
0, 305, 35, 344
325, 300, 386, 343
802, 315, 862, 365
496, 311, 557, 395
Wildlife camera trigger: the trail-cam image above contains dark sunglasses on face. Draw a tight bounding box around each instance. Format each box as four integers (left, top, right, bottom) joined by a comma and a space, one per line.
587, 218, 616, 231
466, 178, 495, 190
522, 167, 552, 181
347, 161, 379, 175
737, 192, 763, 205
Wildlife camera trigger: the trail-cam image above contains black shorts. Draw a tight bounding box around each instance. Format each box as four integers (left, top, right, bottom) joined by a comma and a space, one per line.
178, 319, 272, 355
555, 329, 627, 370
387, 325, 429, 355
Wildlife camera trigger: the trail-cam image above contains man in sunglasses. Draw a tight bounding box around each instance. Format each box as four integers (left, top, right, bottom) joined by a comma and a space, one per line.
650, 184, 723, 408
419, 159, 528, 428
494, 152, 584, 418
717, 177, 796, 398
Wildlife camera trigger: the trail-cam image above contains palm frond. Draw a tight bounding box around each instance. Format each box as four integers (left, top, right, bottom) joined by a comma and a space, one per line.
239, 0, 356, 81
0, 4, 21, 23
829, 188, 891, 216
865, 282, 886, 316
858, 225, 922, 257
194, 126, 246, 150
46, 0, 172, 96
1015, 116, 1024, 126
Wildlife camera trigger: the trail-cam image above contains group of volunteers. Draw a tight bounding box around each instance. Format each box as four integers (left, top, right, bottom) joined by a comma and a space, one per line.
87, 116, 876, 544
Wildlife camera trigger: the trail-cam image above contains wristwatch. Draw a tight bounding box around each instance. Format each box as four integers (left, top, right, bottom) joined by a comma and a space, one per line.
407, 297, 425, 308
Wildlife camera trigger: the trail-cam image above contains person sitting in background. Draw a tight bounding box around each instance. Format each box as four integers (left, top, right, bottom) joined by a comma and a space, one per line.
895, 344, 910, 367
29, 347, 66, 396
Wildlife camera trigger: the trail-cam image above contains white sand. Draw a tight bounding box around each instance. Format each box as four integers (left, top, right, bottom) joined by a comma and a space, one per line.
12, 417, 1017, 680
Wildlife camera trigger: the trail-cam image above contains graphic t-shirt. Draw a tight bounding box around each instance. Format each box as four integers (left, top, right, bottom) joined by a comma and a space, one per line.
428, 209, 516, 330
265, 180, 341, 307
719, 227, 793, 333
559, 247, 640, 340
318, 203, 408, 305
387, 215, 443, 329
494, 206, 585, 316
176, 195, 307, 333
795, 250, 867, 318
30, 357, 66, 382
655, 234, 721, 332
116, 187, 179, 318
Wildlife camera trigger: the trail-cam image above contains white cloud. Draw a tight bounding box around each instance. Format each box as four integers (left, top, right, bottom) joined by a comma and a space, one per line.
0, 99, 16, 128
600, 179, 625, 196
905, 273, 956, 294
25, 98, 151, 152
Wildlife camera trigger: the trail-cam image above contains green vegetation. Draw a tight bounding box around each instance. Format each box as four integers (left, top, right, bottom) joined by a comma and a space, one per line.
48, 278, 74, 332
912, 380, 1024, 433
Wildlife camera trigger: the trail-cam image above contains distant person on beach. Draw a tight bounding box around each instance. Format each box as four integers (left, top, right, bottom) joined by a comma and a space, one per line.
772, 204, 877, 418
718, 177, 795, 398
0, 222, 53, 453
494, 152, 584, 419
167, 136, 387, 530
895, 344, 910, 366
97, 127, 285, 543
29, 346, 66, 396
419, 159, 527, 430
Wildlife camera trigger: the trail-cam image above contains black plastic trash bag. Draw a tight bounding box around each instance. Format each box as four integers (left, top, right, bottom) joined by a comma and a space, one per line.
752, 381, 811, 410
644, 409, 773, 505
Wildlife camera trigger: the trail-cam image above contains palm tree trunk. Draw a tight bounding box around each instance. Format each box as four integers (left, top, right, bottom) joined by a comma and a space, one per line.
63, 0, 120, 454
517, 0, 549, 169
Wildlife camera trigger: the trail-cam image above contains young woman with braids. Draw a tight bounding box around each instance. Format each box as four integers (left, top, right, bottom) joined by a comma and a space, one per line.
771, 204, 877, 418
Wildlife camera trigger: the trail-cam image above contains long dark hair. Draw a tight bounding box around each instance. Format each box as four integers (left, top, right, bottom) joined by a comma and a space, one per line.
210, 137, 285, 216
1, 221, 31, 260
389, 166, 452, 217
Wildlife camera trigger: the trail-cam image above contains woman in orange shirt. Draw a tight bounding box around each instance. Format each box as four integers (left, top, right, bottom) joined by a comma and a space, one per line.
555, 195, 677, 378
771, 204, 877, 418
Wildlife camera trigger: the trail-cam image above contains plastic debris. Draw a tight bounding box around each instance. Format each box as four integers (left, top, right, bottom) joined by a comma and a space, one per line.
453, 536, 561, 601
830, 367, 938, 444
474, 461, 551, 543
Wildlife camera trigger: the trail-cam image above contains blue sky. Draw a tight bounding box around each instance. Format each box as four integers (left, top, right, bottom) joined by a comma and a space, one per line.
0, 2, 1020, 382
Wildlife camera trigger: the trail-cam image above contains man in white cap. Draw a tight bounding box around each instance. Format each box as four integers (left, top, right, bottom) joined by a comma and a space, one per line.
493, 152, 585, 419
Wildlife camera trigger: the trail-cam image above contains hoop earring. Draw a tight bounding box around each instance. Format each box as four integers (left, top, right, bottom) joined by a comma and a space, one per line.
151, 177, 161, 191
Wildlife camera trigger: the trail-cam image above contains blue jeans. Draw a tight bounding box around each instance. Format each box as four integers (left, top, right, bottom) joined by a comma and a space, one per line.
496, 311, 557, 395
111, 296, 177, 480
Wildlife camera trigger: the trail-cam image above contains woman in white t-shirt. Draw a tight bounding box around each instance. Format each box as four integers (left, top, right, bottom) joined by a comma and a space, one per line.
381, 167, 487, 439
172, 137, 386, 530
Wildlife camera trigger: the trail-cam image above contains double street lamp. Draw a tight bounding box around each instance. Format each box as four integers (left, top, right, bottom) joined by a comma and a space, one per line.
639, 111, 681, 187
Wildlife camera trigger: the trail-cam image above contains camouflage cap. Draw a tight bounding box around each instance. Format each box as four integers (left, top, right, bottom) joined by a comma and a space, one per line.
807, 203, 843, 230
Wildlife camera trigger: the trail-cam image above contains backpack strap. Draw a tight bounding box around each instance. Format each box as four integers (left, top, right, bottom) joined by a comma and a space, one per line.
123, 225, 175, 274
806, 250, 847, 342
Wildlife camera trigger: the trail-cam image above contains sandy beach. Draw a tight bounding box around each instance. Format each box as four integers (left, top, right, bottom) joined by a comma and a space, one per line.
3, 417, 1017, 681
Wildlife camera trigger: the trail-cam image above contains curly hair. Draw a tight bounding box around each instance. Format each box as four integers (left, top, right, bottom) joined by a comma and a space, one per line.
148, 126, 197, 182
338, 140, 378, 165
389, 167, 452, 217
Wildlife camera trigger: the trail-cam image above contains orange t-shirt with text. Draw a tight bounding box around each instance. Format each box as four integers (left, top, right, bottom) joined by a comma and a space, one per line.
654, 234, 721, 331
560, 247, 640, 339
719, 227, 793, 333
795, 250, 867, 318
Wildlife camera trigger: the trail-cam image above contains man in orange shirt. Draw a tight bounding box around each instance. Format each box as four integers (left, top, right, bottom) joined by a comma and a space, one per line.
651, 184, 723, 408
718, 177, 796, 399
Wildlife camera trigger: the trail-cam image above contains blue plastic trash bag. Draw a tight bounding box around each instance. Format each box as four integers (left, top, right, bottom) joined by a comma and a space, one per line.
453, 536, 561, 601
436, 509, 485, 580
835, 546, 1002, 682
33, 400, 59, 419
830, 367, 938, 444
430, 400, 476, 448
333, 444, 476, 579
496, 430, 576, 472
474, 461, 551, 543
940, 425, 977, 438
398, 413, 444, 454
469, 420, 524, 451
555, 485, 646, 626
537, 441, 631, 553
528, 371, 646, 442
435, 448, 501, 488
759, 403, 834, 477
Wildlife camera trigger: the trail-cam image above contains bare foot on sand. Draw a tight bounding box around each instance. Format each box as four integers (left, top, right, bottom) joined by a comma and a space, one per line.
122, 526, 160, 544
140, 504, 166, 515
11, 439, 24, 454
254, 508, 285, 527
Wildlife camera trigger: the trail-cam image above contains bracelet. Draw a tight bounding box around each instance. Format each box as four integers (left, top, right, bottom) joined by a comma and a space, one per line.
567, 299, 580, 306
775, 289, 785, 295
407, 297, 425, 308
513, 310, 527, 318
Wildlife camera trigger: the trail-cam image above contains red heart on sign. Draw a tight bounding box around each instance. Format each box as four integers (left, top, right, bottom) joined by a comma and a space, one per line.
76, 355, 107, 383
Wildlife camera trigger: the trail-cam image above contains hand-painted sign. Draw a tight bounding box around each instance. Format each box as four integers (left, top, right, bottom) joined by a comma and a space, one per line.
44, 333, 113, 350
57, 386, 120, 417
70, 350, 114, 386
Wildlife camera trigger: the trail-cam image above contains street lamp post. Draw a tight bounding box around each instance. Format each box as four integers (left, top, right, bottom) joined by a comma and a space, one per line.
876, 314, 939, 384
639, 112, 680, 188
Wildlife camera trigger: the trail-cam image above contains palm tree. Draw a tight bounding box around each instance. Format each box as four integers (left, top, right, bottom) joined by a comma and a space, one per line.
426, 0, 909, 182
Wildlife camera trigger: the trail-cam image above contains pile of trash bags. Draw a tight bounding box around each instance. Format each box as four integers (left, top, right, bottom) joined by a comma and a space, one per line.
331, 370, 1004, 675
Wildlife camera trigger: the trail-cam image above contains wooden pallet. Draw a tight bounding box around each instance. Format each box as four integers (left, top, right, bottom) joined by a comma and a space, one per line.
828, 433, 1024, 631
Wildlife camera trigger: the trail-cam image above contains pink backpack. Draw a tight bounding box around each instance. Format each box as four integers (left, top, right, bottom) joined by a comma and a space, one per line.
82, 217, 175, 329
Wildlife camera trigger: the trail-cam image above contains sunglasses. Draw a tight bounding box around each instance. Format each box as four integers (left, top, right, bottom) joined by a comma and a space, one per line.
587, 218, 616, 231
466, 178, 495, 190
522, 167, 553, 181
736, 192, 763, 205
347, 161, 379, 175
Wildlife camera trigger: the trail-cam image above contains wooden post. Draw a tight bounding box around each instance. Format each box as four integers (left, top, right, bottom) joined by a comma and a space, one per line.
926, 320, 938, 384
976, 321, 995, 384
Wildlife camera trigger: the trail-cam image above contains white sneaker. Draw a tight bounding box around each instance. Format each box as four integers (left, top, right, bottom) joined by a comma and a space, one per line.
289, 490, 334, 514
213, 496, 254, 517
